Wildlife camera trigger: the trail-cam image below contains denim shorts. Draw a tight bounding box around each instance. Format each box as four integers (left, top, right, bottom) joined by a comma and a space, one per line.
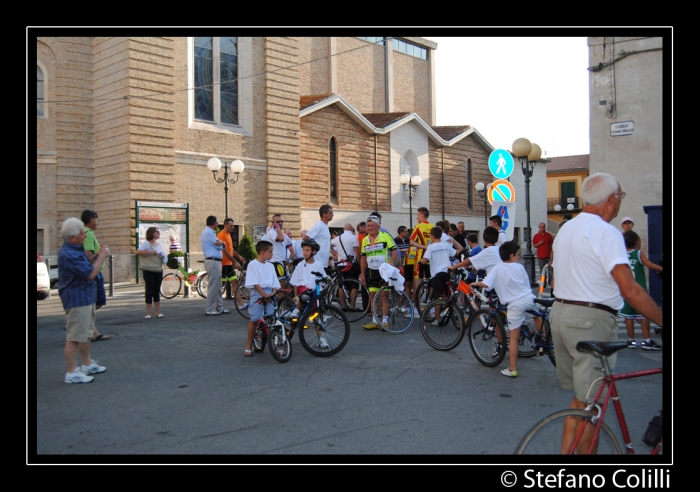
249, 287, 275, 321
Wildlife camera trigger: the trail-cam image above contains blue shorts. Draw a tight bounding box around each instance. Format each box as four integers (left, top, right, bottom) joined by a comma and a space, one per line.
249, 287, 275, 321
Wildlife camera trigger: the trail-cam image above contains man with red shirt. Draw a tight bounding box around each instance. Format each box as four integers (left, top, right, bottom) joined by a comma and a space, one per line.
532, 222, 553, 279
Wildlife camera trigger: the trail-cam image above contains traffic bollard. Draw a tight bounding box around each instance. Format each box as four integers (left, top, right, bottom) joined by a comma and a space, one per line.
108, 254, 114, 297
45, 257, 51, 298
183, 252, 191, 298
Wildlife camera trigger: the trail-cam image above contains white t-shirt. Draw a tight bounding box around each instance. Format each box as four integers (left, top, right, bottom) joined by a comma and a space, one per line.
496, 229, 509, 246
265, 227, 293, 262
289, 259, 326, 290
469, 246, 502, 275
481, 262, 534, 305
423, 242, 455, 275
552, 212, 630, 310
292, 238, 304, 259
306, 220, 331, 267
245, 259, 281, 290
331, 231, 359, 262
137, 240, 167, 265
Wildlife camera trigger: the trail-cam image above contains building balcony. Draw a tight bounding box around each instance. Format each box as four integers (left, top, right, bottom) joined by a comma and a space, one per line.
547, 196, 581, 211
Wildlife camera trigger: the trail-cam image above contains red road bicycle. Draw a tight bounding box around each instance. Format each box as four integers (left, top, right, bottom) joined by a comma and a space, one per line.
515, 339, 663, 454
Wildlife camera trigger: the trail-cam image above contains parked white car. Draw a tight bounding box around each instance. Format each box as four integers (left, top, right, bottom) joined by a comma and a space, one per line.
37, 254, 50, 300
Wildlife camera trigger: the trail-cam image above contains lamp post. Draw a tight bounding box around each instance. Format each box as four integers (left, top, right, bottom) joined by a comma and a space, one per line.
475, 182, 492, 228
207, 157, 244, 220
554, 203, 574, 224
399, 172, 422, 230
512, 137, 542, 287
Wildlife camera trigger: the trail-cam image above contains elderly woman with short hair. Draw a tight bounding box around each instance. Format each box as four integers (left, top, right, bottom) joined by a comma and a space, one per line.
58, 217, 110, 383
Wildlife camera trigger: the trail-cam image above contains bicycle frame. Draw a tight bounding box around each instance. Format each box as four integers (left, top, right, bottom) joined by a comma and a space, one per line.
575, 360, 663, 455
277, 273, 328, 340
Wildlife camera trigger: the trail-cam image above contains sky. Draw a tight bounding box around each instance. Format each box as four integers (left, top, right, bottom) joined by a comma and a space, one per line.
430, 37, 590, 158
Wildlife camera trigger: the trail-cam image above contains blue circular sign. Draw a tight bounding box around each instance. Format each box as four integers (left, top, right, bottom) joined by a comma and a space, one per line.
488, 149, 514, 180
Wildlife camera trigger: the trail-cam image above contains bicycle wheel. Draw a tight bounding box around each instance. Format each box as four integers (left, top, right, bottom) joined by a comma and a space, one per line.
420, 298, 465, 350
234, 279, 252, 319
373, 287, 413, 334
160, 273, 182, 299
253, 323, 267, 353
268, 326, 292, 363
325, 278, 369, 322
414, 280, 432, 318
517, 319, 539, 358
277, 295, 296, 318
467, 307, 507, 367
515, 409, 622, 454
197, 272, 208, 298
541, 319, 556, 367
298, 304, 350, 356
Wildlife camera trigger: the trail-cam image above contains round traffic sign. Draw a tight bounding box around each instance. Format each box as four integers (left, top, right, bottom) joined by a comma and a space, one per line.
488, 149, 515, 180
488, 179, 516, 203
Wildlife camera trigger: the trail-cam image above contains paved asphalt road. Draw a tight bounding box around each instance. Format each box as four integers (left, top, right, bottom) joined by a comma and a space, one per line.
34, 283, 665, 463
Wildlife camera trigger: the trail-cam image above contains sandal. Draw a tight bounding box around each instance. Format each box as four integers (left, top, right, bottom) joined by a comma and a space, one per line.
157, 313, 165, 318
244, 349, 253, 357
144, 315, 151, 319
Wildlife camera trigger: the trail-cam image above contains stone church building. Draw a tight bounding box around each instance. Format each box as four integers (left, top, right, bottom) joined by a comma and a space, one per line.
36, 36, 500, 281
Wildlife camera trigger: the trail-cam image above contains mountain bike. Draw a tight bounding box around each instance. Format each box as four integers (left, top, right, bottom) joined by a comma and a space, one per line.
371, 276, 414, 334
252, 296, 291, 363
276, 271, 350, 356
323, 259, 370, 322
515, 339, 662, 454
420, 269, 477, 350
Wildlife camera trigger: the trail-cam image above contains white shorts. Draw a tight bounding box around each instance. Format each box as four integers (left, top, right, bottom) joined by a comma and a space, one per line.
505, 294, 536, 331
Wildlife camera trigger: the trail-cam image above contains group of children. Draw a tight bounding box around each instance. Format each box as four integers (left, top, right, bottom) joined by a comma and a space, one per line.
242, 216, 663, 372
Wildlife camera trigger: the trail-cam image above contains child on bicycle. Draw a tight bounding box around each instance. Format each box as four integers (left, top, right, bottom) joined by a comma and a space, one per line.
421, 227, 455, 325
621, 230, 663, 350
472, 241, 541, 378
244, 240, 280, 357
288, 238, 330, 349
448, 226, 502, 277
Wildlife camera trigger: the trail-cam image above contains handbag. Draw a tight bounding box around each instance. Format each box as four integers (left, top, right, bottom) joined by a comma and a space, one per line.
139, 243, 164, 272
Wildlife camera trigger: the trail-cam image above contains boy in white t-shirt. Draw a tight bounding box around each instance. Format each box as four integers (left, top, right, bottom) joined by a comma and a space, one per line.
288, 237, 330, 349
420, 227, 455, 325
472, 241, 542, 378
448, 226, 502, 277
244, 240, 281, 357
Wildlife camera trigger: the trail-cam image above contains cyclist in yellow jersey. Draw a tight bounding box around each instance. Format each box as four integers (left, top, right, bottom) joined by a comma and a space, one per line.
405, 206, 433, 318
359, 215, 398, 330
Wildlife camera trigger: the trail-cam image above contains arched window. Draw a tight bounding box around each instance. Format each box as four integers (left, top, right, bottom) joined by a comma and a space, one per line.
466, 158, 473, 213
37, 65, 46, 118
329, 137, 337, 201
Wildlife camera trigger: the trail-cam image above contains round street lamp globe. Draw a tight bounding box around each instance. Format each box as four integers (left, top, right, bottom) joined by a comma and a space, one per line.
411, 175, 422, 186
528, 143, 542, 162
512, 138, 532, 158
567, 203, 574, 211
399, 174, 410, 185
231, 159, 245, 174
207, 157, 222, 171
554, 204, 562, 212
475, 181, 485, 192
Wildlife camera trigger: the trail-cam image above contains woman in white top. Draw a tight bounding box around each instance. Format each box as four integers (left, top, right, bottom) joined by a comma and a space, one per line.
136, 226, 167, 319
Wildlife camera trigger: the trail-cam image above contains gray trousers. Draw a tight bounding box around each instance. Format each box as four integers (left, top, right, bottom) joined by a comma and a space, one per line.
204, 259, 223, 314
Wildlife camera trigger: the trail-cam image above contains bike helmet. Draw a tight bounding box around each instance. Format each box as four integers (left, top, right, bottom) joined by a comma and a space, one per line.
336, 260, 354, 273
301, 238, 320, 253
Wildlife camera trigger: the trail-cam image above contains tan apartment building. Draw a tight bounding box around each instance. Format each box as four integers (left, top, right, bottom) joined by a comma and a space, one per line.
545, 154, 589, 234
36, 36, 498, 282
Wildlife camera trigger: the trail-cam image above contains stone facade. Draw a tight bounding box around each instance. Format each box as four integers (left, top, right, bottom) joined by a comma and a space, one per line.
36, 36, 485, 282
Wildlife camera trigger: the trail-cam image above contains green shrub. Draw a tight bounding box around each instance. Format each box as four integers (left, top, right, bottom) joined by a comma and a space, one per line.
167, 251, 184, 269
237, 225, 257, 263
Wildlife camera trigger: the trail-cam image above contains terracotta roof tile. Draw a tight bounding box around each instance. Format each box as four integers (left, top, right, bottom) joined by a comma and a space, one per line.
431, 125, 471, 140
546, 154, 590, 173
299, 94, 331, 110
362, 112, 411, 128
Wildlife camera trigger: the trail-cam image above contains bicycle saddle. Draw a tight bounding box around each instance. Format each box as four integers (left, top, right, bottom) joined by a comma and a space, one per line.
576, 341, 628, 357
534, 298, 555, 308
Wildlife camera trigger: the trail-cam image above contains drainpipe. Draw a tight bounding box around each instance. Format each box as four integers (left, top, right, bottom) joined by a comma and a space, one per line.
441, 147, 445, 220
374, 135, 379, 212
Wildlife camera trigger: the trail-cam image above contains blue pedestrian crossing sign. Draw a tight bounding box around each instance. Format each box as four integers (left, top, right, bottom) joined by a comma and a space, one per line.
488, 149, 515, 180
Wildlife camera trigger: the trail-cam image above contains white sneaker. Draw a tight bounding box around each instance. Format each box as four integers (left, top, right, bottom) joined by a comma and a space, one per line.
81, 361, 106, 374
404, 308, 419, 318
290, 308, 300, 318
65, 368, 94, 384
318, 337, 329, 349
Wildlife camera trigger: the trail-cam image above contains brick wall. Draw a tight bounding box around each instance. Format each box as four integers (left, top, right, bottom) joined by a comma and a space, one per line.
300, 104, 391, 212
337, 37, 386, 113
393, 51, 431, 125
297, 37, 330, 96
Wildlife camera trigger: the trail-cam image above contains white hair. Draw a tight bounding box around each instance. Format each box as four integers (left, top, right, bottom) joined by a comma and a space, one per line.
582, 173, 620, 206
61, 217, 84, 241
